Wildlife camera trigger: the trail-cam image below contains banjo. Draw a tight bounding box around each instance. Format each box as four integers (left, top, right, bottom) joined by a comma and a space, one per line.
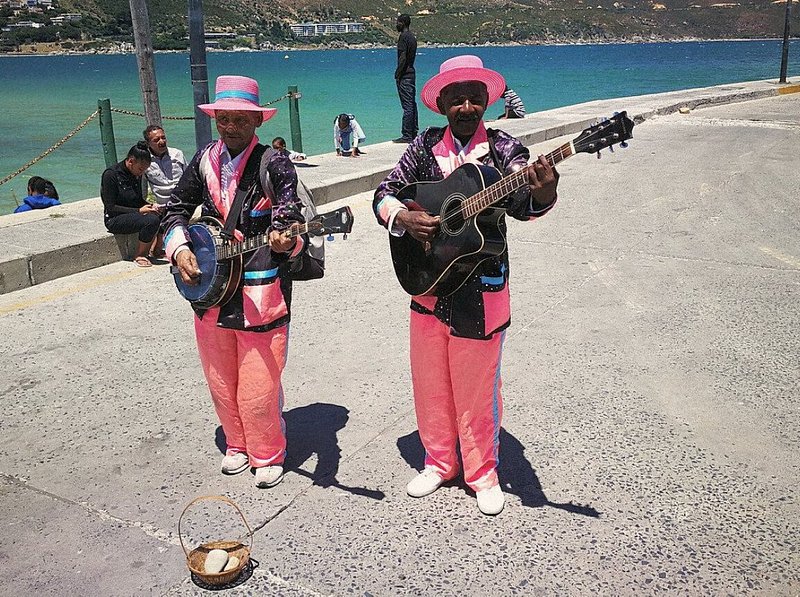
172, 206, 354, 309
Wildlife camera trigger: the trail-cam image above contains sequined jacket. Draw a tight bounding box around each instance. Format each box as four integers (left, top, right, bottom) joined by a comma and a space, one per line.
163, 142, 305, 332
373, 126, 556, 340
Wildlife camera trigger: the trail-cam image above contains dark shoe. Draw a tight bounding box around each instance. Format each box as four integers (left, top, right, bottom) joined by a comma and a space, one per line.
393, 137, 413, 144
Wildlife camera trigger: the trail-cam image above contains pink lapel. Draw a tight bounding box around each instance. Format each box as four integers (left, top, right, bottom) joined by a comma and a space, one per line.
432, 122, 489, 177
205, 135, 260, 219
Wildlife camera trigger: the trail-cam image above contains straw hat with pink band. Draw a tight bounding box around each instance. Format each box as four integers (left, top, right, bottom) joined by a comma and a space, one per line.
198, 75, 278, 123
421, 55, 506, 114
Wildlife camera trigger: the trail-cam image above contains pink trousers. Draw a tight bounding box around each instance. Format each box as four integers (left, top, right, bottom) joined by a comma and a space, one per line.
410, 310, 505, 492
194, 311, 288, 468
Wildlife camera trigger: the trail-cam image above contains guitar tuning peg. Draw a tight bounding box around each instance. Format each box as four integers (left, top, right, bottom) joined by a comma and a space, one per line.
609, 145, 614, 152
342, 233, 348, 240
327, 234, 334, 241
620, 141, 629, 148
597, 151, 602, 159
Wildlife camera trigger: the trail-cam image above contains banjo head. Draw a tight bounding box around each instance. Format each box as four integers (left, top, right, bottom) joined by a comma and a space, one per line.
173, 217, 231, 306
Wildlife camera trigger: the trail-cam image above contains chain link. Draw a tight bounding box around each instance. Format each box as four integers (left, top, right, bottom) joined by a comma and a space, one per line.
0, 110, 99, 188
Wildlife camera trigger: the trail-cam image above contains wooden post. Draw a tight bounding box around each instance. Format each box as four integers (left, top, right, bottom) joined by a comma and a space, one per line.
289, 85, 303, 153
779, 0, 792, 83
188, 0, 212, 150
98, 98, 118, 168
129, 0, 162, 126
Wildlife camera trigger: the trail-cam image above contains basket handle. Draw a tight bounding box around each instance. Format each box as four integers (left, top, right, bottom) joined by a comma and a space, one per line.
177, 495, 254, 559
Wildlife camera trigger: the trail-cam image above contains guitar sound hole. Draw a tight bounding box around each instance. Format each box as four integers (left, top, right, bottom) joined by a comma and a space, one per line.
440, 194, 466, 236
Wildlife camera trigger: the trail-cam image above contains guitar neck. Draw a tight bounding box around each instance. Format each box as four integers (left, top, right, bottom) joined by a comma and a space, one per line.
217, 221, 309, 260
462, 141, 574, 219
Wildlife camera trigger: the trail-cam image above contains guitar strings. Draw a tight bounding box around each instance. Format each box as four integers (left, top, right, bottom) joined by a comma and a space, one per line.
440, 143, 571, 227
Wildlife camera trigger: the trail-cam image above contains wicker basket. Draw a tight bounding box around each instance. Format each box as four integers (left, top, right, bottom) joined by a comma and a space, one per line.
178, 495, 253, 586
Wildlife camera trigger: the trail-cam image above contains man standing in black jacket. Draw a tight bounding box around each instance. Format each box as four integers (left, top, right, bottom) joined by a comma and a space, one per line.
394, 14, 418, 143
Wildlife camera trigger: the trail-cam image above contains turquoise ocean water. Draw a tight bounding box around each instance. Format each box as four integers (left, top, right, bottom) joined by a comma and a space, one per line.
0, 40, 797, 213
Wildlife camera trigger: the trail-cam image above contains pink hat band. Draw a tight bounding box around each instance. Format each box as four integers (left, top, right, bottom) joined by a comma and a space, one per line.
198, 75, 278, 122
421, 55, 506, 114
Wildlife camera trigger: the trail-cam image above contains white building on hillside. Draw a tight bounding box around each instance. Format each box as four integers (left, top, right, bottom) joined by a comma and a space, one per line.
290, 22, 364, 37
51, 13, 82, 24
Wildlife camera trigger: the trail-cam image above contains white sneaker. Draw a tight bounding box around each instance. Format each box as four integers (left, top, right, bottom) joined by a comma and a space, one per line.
221, 452, 249, 475
406, 468, 444, 498
476, 485, 505, 515
254, 465, 284, 488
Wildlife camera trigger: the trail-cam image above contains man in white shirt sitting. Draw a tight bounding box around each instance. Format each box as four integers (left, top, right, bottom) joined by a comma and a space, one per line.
143, 125, 187, 257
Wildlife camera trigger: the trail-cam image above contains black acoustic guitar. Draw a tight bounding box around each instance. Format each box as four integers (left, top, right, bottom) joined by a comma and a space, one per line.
389, 111, 635, 297
172, 206, 354, 309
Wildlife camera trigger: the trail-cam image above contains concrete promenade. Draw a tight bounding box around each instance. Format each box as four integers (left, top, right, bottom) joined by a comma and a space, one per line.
1, 78, 799, 294
0, 83, 799, 595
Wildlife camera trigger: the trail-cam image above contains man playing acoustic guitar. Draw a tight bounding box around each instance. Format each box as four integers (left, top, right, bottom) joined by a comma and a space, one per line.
373, 55, 560, 515
164, 75, 306, 489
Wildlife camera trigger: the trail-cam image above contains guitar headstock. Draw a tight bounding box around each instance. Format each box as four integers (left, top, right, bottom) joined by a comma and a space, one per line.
307, 206, 354, 238
573, 111, 635, 155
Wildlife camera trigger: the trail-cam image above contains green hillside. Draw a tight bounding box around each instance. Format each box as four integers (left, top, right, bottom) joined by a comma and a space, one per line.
2, 0, 798, 52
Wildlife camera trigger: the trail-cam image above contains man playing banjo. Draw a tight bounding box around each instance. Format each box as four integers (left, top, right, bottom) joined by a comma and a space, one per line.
163, 75, 306, 489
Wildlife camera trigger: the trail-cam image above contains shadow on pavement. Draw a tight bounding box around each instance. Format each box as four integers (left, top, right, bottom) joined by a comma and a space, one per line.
397, 428, 601, 517
215, 403, 385, 500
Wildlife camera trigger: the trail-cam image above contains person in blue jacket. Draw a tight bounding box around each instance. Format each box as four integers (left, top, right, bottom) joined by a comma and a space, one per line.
14, 176, 61, 213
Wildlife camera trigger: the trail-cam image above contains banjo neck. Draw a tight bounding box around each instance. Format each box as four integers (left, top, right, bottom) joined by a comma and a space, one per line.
215, 221, 310, 261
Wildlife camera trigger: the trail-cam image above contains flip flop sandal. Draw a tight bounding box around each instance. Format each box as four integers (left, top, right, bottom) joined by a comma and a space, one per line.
133, 256, 152, 268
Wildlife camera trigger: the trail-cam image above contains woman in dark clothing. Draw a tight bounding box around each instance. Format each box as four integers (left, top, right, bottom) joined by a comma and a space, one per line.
101, 141, 161, 267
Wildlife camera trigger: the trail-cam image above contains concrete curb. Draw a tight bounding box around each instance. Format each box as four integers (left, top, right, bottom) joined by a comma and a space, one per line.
1, 78, 796, 295
0, 199, 122, 293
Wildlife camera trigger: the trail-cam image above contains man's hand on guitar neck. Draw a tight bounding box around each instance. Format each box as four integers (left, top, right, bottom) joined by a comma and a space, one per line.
175, 250, 202, 286
268, 229, 296, 253
395, 210, 440, 243
527, 154, 559, 210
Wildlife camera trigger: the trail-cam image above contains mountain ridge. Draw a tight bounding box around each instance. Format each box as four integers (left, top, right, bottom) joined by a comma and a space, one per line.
2, 0, 797, 52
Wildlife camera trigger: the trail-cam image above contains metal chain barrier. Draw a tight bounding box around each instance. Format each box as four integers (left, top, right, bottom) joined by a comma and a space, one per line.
1, 92, 300, 188
110, 107, 194, 120
110, 92, 295, 121
0, 110, 99, 188
263, 92, 293, 106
